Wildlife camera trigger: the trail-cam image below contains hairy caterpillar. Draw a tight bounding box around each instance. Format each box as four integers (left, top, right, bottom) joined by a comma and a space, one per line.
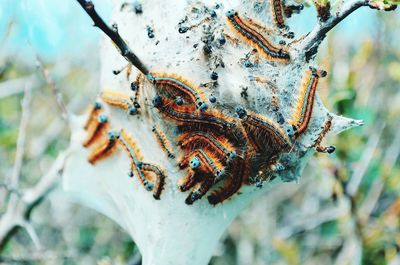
119, 129, 155, 191
152, 125, 175, 159
83, 114, 109, 148
177, 131, 236, 162
226, 10, 290, 62
147, 73, 208, 111
84, 102, 102, 130
140, 163, 166, 200
153, 96, 233, 132
236, 106, 291, 150
87, 131, 119, 164
270, 0, 285, 28
314, 114, 335, 153
290, 67, 324, 137
101, 90, 138, 115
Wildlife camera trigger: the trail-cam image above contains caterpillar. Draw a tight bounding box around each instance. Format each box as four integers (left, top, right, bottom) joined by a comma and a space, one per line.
283, 3, 304, 18
147, 73, 208, 111
179, 149, 224, 178
270, 0, 285, 29
314, 1, 331, 22
207, 151, 250, 205
119, 129, 155, 192
178, 169, 201, 192
179, 149, 225, 205
226, 10, 290, 62
83, 114, 109, 148
84, 102, 102, 130
314, 114, 335, 154
236, 106, 291, 151
290, 67, 322, 137
177, 131, 236, 162
178, 148, 225, 202
100, 90, 138, 115
131, 74, 143, 107
153, 95, 232, 132
87, 131, 119, 164
185, 175, 214, 205
152, 125, 175, 159
140, 163, 166, 200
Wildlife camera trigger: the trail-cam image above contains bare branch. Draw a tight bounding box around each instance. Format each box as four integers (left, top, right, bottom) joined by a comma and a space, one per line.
358, 122, 400, 223
35, 57, 70, 124
75, 0, 150, 75
295, 0, 368, 60
21, 221, 42, 251
345, 123, 385, 197
0, 150, 70, 250
10, 84, 32, 189
0, 75, 39, 99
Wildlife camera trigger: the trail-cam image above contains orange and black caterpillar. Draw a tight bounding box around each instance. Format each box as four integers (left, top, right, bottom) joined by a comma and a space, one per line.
147, 73, 208, 111
101, 90, 138, 115
270, 0, 285, 28
226, 10, 290, 62
82, 121, 166, 199
207, 148, 250, 205
152, 125, 175, 159
118, 130, 166, 199
177, 131, 236, 162
179, 148, 225, 204
140, 163, 166, 200
152, 95, 233, 132
236, 106, 292, 152
290, 67, 326, 137
87, 130, 119, 164
83, 114, 109, 148
84, 102, 102, 130
313, 114, 335, 154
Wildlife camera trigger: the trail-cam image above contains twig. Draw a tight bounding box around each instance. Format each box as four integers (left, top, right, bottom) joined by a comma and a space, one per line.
277, 206, 346, 239
21, 221, 42, 251
75, 0, 149, 75
358, 122, 400, 223
10, 84, 32, 189
295, 0, 368, 60
0, 149, 70, 250
345, 123, 385, 197
35, 57, 70, 123
0, 75, 39, 99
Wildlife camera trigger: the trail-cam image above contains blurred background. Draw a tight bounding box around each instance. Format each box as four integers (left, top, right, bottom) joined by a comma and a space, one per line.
0, 1, 399, 264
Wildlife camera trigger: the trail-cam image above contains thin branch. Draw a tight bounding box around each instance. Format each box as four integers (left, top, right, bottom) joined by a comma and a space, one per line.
0, 75, 39, 99
277, 206, 346, 239
75, 0, 150, 75
345, 123, 385, 197
21, 221, 42, 251
0, 150, 70, 250
358, 122, 400, 223
35, 57, 70, 124
295, 0, 369, 60
10, 84, 32, 189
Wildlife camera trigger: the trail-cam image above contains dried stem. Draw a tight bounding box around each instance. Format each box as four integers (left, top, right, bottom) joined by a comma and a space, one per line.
75, 0, 150, 75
